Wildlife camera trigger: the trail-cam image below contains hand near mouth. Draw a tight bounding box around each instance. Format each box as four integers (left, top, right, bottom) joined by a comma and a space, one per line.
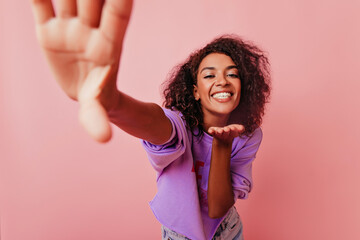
208, 124, 245, 144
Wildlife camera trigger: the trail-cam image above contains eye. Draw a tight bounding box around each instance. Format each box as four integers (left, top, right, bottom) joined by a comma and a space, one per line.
204, 75, 215, 79
227, 73, 239, 78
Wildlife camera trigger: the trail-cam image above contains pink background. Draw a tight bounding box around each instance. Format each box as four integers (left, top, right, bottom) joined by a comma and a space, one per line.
1, 0, 360, 239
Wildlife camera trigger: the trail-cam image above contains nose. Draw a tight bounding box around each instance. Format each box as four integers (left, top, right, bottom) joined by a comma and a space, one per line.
215, 75, 228, 86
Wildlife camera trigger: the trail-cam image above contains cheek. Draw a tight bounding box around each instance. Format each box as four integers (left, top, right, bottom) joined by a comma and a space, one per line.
197, 81, 210, 95
234, 80, 241, 93
235, 81, 242, 101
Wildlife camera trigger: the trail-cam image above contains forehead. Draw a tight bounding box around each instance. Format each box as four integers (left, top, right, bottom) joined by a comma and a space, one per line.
198, 53, 235, 70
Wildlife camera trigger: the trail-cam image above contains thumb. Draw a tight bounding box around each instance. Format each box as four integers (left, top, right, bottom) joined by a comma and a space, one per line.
78, 65, 113, 142
79, 99, 112, 143
78, 65, 112, 102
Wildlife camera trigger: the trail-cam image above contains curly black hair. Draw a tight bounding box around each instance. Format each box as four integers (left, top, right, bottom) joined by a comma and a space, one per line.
162, 35, 271, 137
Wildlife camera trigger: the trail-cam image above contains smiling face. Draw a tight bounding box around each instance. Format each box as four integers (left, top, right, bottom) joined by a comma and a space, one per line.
193, 53, 241, 128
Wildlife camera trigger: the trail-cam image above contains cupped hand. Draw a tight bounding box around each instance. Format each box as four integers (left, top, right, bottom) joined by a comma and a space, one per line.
30, 0, 133, 142
208, 124, 245, 144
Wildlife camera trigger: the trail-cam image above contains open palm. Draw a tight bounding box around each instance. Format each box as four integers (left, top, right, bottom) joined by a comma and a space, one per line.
31, 0, 133, 142
208, 124, 245, 144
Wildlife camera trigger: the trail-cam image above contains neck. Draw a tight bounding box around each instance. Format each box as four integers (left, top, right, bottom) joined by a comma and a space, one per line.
203, 112, 230, 133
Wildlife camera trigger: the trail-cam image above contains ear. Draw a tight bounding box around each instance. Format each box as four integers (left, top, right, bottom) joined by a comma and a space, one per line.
193, 85, 200, 100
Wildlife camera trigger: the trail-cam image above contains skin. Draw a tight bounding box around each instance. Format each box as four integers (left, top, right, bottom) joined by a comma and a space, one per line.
194, 53, 241, 130
30, 0, 171, 144
195, 53, 245, 218
30, 0, 244, 219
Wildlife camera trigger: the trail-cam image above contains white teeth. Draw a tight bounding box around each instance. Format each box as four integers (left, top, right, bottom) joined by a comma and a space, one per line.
212, 92, 231, 99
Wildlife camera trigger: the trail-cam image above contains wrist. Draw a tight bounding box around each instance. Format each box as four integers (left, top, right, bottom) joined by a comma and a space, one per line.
212, 138, 233, 154
213, 137, 233, 148
98, 83, 121, 114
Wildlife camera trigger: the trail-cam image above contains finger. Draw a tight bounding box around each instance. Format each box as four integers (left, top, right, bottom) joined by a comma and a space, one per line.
78, 0, 104, 27
228, 125, 236, 131
79, 99, 112, 143
223, 126, 230, 133
216, 128, 224, 135
224, 125, 236, 138
30, 0, 55, 24
208, 127, 215, 135
229, 129, 240, 139
223, 128, 231, 137
208, 127, 220, 136
78, 65, 112, 102
235, 125, 245, 137
100, 0, 133, 43
56, 0, 77, 18
228, 124, 244, 132
228, 126, 237, 136
78, 65, 112, 142
235, 125, 245, 133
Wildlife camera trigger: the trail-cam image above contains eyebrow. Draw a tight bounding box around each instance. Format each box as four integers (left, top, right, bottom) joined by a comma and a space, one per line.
200, 65, 238, 73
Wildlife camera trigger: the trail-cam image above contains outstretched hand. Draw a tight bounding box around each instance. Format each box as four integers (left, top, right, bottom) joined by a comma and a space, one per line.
208, 124, 245, 144
30, 0, 133, 142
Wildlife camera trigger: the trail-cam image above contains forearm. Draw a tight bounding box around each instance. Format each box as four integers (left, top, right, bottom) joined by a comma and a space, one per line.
104, 90, 172, 145
207, 138, 235, 218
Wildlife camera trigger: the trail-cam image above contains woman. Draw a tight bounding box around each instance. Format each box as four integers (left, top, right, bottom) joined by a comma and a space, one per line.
30, 0, 270, 239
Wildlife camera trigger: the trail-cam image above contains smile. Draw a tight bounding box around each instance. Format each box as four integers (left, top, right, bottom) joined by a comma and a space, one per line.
211, 92, 232, 99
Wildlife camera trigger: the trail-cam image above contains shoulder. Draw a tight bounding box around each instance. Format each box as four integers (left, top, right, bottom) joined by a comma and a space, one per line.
162, 108, 185, 124
247, 127, 263, 142
161, 107, 190, 140
234, 127, 262, 146
231, 127, 263, 158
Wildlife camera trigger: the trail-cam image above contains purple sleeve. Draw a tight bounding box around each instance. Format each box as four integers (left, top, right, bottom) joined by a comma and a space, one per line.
141, 108, 188, 173
230, 127, 263, 200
